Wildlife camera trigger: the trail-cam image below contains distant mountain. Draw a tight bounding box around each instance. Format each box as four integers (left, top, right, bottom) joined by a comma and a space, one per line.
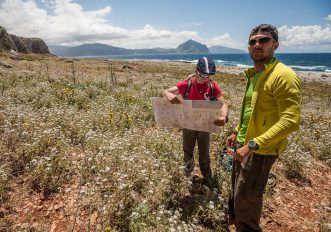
209, 45, 246, 54
49, 43, 130, 57
175, 39, 209, 54
49, 43, 176, 57
49, 39, 243, 57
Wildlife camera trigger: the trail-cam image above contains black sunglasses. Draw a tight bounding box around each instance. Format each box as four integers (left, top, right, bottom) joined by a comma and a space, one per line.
197, 71, 210, 78
248, 37, 273, 46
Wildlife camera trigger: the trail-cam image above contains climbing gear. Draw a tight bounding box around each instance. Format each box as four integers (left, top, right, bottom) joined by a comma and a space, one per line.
219, 147, 234, 172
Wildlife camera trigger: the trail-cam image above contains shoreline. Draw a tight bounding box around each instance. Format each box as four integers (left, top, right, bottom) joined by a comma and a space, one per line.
216, 65, 331, 84
141, 59, 331, 84
153, 59, 331, 84
1, 54, 330, 84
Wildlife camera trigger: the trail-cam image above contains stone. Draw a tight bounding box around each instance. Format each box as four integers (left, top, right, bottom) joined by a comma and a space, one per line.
9, 49, 19, 59
9, 34, 27, 53
0, 61, 13, 68
90, 211, 98, 225
50, 222, 57, 232
0, 26, 17, 51
22, 37, 50, 54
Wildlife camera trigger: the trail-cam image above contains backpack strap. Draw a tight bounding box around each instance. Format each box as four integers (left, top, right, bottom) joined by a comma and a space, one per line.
184, 77, 217, 101
184, 78, 192, 100
208, 79, 217, 101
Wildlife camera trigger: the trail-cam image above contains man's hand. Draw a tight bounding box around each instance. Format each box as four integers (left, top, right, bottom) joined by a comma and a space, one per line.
227, 133, 237, 148
233, 145, 251, 162
214, 116, 227, 126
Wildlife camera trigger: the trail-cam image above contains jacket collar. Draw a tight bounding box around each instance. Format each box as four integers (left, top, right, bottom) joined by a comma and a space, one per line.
244, 57, 279, 79
244, 57, 279, 110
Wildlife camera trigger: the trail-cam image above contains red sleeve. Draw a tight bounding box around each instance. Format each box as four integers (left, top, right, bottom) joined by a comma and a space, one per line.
176, 79, 189, 98
212, 81, 223, 98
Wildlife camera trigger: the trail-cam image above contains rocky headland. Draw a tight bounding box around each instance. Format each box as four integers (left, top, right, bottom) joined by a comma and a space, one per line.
0, 26, 49, 54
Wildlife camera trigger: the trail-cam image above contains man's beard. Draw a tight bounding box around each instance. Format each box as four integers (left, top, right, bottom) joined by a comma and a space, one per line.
249, 48, 272, 62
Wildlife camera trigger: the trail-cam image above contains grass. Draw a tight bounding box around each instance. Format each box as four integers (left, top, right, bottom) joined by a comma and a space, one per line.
0, 56, 330, 231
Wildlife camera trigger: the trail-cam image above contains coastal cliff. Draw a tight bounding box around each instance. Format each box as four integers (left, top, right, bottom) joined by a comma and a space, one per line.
0, 26, 49, 54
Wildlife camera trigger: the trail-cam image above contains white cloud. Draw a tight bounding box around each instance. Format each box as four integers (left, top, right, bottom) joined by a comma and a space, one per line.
1, 0, 329, 52
0, 0, 127, 45
278, 25, 331, 52
0, 0, 201, 48
326, 14, 331, 21
205, 33, 246, 50
122, 25, 200, 49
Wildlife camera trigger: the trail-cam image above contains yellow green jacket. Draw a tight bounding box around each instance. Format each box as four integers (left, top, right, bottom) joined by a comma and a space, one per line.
236, 58, 301, 155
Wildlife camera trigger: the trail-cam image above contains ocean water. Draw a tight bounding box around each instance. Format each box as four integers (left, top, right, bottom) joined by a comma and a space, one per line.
86, 53, 331, 73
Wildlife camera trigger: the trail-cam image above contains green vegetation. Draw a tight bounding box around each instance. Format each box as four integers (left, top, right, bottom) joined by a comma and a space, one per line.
0, 57, 330, 231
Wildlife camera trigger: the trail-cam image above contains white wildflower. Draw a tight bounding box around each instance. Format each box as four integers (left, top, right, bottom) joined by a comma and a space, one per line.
209, 201, 215, 209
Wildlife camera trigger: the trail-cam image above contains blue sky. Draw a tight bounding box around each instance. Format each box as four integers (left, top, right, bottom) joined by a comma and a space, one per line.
0, 0, 330, 52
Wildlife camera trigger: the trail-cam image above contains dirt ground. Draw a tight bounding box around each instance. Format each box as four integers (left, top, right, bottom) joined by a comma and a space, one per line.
261, 162, 331, 232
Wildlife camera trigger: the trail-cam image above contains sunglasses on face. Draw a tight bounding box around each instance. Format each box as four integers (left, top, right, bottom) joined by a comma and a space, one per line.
248, 37, 273, 46
197, 71, 210, 79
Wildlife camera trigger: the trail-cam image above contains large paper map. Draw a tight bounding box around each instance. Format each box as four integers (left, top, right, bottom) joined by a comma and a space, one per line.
151, 97, 223, 133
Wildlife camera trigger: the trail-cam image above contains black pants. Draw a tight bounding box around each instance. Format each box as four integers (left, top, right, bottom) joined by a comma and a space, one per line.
182, 128, 211, 178
228, 153, 278, 231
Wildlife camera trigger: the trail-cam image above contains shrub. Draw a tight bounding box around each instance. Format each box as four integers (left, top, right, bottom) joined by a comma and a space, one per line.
0, 165, 10, 202
29, 153, 70, 198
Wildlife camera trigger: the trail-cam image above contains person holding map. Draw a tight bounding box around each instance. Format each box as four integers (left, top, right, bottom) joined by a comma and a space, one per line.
163, 57, 228, 187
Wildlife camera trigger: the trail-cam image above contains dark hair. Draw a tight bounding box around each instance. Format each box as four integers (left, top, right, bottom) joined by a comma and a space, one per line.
249, 24, 278, 42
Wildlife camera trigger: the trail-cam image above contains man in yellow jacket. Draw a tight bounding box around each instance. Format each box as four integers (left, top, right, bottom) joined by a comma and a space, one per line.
227, 24, 301, 231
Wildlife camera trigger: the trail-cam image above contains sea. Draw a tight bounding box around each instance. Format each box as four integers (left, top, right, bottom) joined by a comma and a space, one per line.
81, 53, 331, 73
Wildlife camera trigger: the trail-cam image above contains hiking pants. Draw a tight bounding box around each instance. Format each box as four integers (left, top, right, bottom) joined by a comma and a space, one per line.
182, 128, 211, 178
228, 152, 278, 232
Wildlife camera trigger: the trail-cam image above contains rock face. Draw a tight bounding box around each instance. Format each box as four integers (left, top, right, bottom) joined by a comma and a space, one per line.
0, 26, 49, 54
0, 26, 17, 51
9, 34, 28, 53
22, 37, 50, 54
